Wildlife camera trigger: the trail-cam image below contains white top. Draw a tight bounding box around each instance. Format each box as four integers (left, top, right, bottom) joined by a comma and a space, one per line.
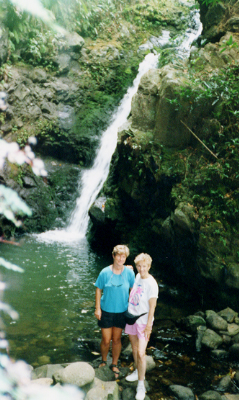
128, 273, 159, 325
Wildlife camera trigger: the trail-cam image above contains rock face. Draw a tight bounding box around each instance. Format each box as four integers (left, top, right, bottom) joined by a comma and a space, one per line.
131, 65, 211, 148
89, 1, 239, 305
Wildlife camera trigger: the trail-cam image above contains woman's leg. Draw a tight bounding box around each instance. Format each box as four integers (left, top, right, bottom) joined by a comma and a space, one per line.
100, 327, 112, 364
137, 338, 148, 380
111, 327, 123, 367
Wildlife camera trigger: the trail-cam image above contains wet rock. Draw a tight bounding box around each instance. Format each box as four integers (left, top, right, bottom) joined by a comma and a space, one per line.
131, 69, 160, 130
122, 387, 136, 400
218, 308, 238, 323
31, 363, 67, 379
64, 32, 85, 52
196, 325, 207, 352
145, 355, 156, 372
217, 375, 232, 392
85, 377, 119, 400
169, 384, 194, 400
29, 68, 47, 83
54, 53, 71, 74
94, 365, 117, 382
227, 324, 239, 337
89, 196, 107, 225
182, 315, 206, 333
206, 310, 228, 331
201, 329, 223, 350
53, 362, 95, 389
199, 391, 222, 400
153, 349, 169, 361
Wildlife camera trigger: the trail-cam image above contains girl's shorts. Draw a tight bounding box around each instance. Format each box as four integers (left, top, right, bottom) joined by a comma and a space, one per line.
98, 310, 126, 329
125, 322, 148, 340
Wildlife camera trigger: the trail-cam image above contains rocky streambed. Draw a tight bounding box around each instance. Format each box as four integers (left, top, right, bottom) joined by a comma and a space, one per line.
3, 306, 239, 400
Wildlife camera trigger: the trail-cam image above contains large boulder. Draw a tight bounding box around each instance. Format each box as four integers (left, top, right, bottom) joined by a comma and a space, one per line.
130, 65, 211, 148
53, 362, 95, 390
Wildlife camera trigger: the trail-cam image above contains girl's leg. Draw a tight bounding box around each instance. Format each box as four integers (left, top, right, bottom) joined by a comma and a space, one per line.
137, 338, 148, 380
129, 334, 139, 368
100, 327, 112, 364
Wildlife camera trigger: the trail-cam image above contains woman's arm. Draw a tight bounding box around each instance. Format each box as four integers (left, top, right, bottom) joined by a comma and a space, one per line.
144, 297, 157, 339
94, 287, 102, 320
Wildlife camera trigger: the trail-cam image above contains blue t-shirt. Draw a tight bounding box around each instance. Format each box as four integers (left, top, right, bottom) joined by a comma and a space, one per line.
95, 266, 135, 313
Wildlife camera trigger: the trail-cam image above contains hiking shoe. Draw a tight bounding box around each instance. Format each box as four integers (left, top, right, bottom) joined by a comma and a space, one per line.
135, 384, 146, 400
126, 369, 138, 382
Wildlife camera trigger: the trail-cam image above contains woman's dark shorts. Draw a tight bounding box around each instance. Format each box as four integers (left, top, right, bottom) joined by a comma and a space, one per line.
98, 310, 126, 329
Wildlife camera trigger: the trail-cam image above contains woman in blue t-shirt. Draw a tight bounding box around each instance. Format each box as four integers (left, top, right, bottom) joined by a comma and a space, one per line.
94, 244, 135, 378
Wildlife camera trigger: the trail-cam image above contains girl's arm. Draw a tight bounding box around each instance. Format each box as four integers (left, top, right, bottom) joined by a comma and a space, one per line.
94, 287, 102, 320
144, 297, 157, 340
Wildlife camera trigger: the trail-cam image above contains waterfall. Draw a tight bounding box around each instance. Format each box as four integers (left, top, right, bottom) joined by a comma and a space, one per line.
37, 52, 159, 243
36, 12, 202, 244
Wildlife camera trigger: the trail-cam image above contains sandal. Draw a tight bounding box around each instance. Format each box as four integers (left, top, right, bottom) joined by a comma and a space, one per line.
109, 363, 121, 379
98, 360, 107, 368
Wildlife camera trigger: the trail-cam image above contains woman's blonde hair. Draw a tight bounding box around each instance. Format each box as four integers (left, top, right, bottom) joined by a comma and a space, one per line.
134, 253, 152, 268
112, 245, 130, 258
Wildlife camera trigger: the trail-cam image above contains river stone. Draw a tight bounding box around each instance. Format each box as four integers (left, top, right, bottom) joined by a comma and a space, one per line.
217, 375, 232, 392
146, 355, 156, 371
218, 308, 238, 323
183, 315, 206, 333
227, 324, 239, 336
31, 377, 53, 386
223, 396, 239, 400
205, 310, 228, 331
53, 362, 95, 388
85, 377, 119, 400
31, 363, 67, 379
169, 384, 194, 400
199, 391, 222, 400
201, 329, 223, 349
95, 365, 116, 382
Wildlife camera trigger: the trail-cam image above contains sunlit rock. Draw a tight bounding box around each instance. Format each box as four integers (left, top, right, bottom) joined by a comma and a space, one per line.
201, 329, 223, 350
53, 362, 95, 389
169, 384, 194, 400
205, 310, 228, 331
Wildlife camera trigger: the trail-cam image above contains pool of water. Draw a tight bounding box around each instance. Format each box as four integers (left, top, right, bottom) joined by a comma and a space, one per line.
1, 235, 111, 367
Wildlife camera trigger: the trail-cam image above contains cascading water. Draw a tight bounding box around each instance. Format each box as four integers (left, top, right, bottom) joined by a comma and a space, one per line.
36, 11, 202, 244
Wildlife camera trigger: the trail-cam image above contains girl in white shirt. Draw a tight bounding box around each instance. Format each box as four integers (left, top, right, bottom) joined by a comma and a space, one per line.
125, 253, 158, 400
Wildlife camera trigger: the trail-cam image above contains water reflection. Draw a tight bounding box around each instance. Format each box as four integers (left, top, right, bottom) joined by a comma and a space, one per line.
1, 236, 110, 366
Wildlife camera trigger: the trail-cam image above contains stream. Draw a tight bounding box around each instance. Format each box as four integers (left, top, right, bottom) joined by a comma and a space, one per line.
2, 7, 234, 398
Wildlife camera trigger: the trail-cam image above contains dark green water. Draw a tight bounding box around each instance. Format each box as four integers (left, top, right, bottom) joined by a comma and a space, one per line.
1, 235, 110, 367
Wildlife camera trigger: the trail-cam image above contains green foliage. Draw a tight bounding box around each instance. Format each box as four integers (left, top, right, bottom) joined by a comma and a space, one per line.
197, 0, 221, 5
220, 35, 238, 54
